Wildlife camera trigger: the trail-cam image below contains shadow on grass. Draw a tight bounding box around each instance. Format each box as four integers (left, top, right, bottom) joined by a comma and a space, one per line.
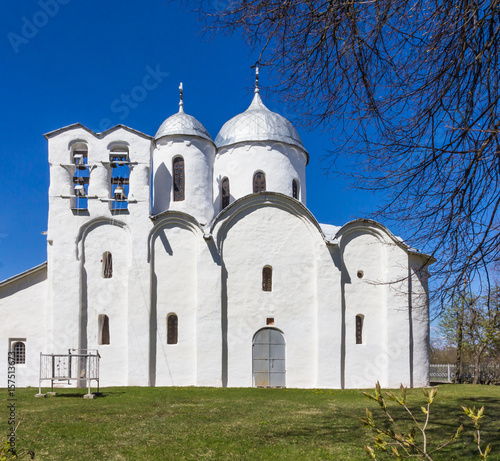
50, 391, 125, 398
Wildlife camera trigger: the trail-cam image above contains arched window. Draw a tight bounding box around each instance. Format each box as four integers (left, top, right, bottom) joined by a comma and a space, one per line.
13, 342, 25, 365
356, 315, 364, 344
292, 179, 299, 199
253, 172, 266, 193
221, 177, 230, 209
72, 143, 89, 210
99, 315, 110, 345
102, 252, 112, 278
173, 157, 185, 201
167, 314, 178, 344
262, 266, 272, 292
110, 146, 130, 210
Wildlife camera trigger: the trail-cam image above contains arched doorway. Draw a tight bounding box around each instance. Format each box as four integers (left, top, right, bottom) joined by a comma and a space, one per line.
252, 328, 286, 388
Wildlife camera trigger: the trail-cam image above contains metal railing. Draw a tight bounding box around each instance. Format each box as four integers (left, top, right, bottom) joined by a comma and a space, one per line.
38, 349, 100, 397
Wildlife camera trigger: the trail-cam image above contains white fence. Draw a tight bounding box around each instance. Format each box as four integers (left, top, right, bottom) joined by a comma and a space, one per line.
430, 364, 455, 382
430, 363, 500, 383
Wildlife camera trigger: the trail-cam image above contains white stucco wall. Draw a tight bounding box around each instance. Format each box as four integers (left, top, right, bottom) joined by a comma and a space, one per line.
152, 136, 215, 225
46, 125, 152, 387
213, 142, 307, 214
410, 255, 431, 387
82, 223, 129, 386
152, 224, 198, 386
342, 230, 388, 388
216, 197, 325, 388
0, 266, 48, 387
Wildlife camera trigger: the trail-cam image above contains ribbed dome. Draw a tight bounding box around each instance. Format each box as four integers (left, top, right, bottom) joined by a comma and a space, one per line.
215, 92, 306, 151
155, 109, 212, 142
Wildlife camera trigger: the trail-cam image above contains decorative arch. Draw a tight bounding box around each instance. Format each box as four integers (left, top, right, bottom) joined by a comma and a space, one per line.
76, 217, 129, 261
147, 211, 205, 263
211, 192, 328, 254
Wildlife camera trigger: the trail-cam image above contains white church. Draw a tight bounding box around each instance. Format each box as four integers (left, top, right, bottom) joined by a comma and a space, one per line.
0, 75, 432, 389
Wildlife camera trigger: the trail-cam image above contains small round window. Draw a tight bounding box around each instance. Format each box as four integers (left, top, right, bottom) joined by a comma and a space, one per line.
357, 270, 364, 279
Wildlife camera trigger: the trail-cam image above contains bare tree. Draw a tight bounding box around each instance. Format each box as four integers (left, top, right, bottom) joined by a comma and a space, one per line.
439, 287, 500, 384
191, 0, 500, 307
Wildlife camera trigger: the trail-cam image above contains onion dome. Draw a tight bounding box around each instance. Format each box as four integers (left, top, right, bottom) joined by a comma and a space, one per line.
215, 80, 306, 152
155, 83, 212, 142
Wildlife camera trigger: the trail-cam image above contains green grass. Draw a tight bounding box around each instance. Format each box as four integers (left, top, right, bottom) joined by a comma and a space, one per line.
3, 384, 500, 460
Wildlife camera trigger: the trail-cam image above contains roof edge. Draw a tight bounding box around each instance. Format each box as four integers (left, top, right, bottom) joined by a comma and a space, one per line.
0, 262, 47, 288
44, 123, 153, 140
216, 139, 309, 165
336, 218, 436, 264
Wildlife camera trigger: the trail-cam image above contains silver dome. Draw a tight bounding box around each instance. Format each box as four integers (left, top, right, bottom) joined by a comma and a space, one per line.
155, 108, 212, 142
215, 92, 306, 152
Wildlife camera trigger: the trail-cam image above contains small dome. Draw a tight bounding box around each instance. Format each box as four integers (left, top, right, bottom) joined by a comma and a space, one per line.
215, 92, 306, 152
155, 110, 212, 142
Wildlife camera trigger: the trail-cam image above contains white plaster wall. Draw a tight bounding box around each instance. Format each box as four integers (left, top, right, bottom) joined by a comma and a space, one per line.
384, 242, 413, 387
342, 231, 388, 388
0, 268, 48, 387
194, 236, 223, 387
152, 136, 215, 225
219, 203, 320, 388
46, 125, 152, 387
83, 223, 129, 386
152, 224, 197, 386
410, 255, 431, 387
316, 245, 343, 388
213, 142, 307, 214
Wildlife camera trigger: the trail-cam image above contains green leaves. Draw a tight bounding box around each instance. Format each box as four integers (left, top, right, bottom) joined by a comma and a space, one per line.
462, 405, 485, 430
362, 383, 491, 460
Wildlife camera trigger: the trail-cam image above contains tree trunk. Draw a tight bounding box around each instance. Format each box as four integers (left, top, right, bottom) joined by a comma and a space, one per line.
473, 345, 486, 385
455, 302, 465, 384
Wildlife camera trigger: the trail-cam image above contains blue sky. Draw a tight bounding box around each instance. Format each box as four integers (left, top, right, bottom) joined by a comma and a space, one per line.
0, 0, 381, 282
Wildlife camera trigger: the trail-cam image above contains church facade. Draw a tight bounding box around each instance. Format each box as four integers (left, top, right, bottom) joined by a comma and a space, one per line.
0, 82, 432, 389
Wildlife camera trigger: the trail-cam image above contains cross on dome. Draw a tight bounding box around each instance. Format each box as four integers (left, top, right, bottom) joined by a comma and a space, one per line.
179, 82, 184, 113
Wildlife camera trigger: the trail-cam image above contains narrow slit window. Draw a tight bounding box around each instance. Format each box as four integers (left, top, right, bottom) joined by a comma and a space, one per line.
221, 177, 230, 209
99, 315, 110, 345
173, 157, 185, 201
292, 179, 299, 199
262, 266, 272, 292
102, 252, 113, 278
356, 315, 364, 345
253, 172, 266, 193
167, 314, 178, 344
13, 342, 25, 365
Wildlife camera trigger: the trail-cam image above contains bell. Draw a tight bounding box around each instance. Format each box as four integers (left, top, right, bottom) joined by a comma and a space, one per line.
74, 153, 87, 170
114, 185, 126, 201
74, 185, 86, 197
